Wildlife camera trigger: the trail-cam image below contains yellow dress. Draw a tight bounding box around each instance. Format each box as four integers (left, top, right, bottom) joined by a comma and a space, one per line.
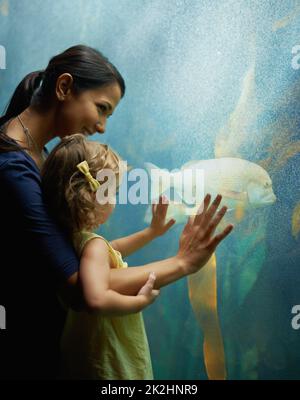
60, 231, 153, 380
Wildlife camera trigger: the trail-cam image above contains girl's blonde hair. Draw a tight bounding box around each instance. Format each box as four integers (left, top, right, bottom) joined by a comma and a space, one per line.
41, 133, 123, 235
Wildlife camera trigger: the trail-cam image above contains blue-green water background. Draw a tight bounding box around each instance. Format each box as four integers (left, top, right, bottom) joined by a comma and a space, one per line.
1, 0, 300, 379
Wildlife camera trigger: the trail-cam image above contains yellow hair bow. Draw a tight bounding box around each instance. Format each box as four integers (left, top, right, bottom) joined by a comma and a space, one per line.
76, 160, 100, 192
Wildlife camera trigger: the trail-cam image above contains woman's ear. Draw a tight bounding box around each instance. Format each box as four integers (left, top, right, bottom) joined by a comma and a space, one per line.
55, 73, 74, 101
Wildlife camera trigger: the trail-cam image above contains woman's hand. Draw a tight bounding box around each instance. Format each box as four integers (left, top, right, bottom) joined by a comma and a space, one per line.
137, 272, 160, 305
176, 193, 234, 275
148, 195, 176, 237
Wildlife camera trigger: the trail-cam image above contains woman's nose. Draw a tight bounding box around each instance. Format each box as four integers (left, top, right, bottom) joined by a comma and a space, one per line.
95, 122, 105, 134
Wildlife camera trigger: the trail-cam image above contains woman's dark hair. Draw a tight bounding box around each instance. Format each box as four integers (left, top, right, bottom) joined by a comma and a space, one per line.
0, 44, 125, 151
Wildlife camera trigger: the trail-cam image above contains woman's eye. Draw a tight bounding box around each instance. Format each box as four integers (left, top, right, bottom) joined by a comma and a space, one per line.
97, 104, 112, 119
97, 105, 106, 114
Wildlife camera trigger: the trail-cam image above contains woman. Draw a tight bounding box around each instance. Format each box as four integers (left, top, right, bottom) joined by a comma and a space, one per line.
0, 44, 233, 379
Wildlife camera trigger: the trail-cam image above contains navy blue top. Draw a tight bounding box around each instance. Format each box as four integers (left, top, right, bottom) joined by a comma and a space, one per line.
0, 142, 80, 379
0, 149, 79, 280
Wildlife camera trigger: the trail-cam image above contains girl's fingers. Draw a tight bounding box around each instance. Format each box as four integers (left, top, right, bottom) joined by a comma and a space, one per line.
164, 218, 176, 231
145, 272, 156, 283
152, 289, 160, 296
159, 196, 169, 218
154, 195, 169, 218
152, 203, 156, 215
158, 194, 168, 206
148, 272, 156, 281
141, 273, 156, 292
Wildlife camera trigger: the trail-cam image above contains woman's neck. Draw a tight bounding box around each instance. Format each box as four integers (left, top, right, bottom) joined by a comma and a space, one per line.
18, 106, 57, 151
6, 106, 57, 152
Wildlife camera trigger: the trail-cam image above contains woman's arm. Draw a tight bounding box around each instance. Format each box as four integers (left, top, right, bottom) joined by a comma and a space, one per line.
63, 253, 186, 302
109, 255, 186, 295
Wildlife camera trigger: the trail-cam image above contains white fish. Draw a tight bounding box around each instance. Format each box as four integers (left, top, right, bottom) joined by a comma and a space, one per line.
144, 157, 276, 224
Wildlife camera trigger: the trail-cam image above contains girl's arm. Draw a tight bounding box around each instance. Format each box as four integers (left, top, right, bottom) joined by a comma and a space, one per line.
110, 195, 176, 257
79, 238, 158, 315
110, 227, 157, 257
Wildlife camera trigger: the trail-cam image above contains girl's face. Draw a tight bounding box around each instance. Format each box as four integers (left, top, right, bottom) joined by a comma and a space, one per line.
54, 75, 122, 137
95, 195, 116, 226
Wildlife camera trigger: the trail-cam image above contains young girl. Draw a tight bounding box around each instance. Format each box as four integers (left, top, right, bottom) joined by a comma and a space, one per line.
41, 133, 175, 380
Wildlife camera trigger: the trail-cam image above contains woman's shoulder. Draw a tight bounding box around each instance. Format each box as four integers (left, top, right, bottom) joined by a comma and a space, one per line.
0, 147, 38, 172
0, 148, 25, 160
0, 148, 43, 204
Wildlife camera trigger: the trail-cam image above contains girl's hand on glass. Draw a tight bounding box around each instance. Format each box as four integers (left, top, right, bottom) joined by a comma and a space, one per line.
149, 195, 176, 237
176, 193, 234, 275
137, 272, 160, 305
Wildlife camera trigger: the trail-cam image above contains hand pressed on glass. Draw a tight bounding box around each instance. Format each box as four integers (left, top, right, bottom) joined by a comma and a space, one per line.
176, 194, 233, 275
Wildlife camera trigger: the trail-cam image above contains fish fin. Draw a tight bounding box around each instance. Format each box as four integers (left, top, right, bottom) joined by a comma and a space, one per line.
181, 160, 202, 170
188, 254, 227, 380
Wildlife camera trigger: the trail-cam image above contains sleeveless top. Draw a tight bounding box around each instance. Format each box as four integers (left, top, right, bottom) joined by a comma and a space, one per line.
60, 230, 154, 380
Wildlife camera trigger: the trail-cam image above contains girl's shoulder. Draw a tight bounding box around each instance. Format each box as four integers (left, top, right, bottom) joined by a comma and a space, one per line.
74, 231, 126, 269
78, 230, 108, 242
73, 231, 110, 256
